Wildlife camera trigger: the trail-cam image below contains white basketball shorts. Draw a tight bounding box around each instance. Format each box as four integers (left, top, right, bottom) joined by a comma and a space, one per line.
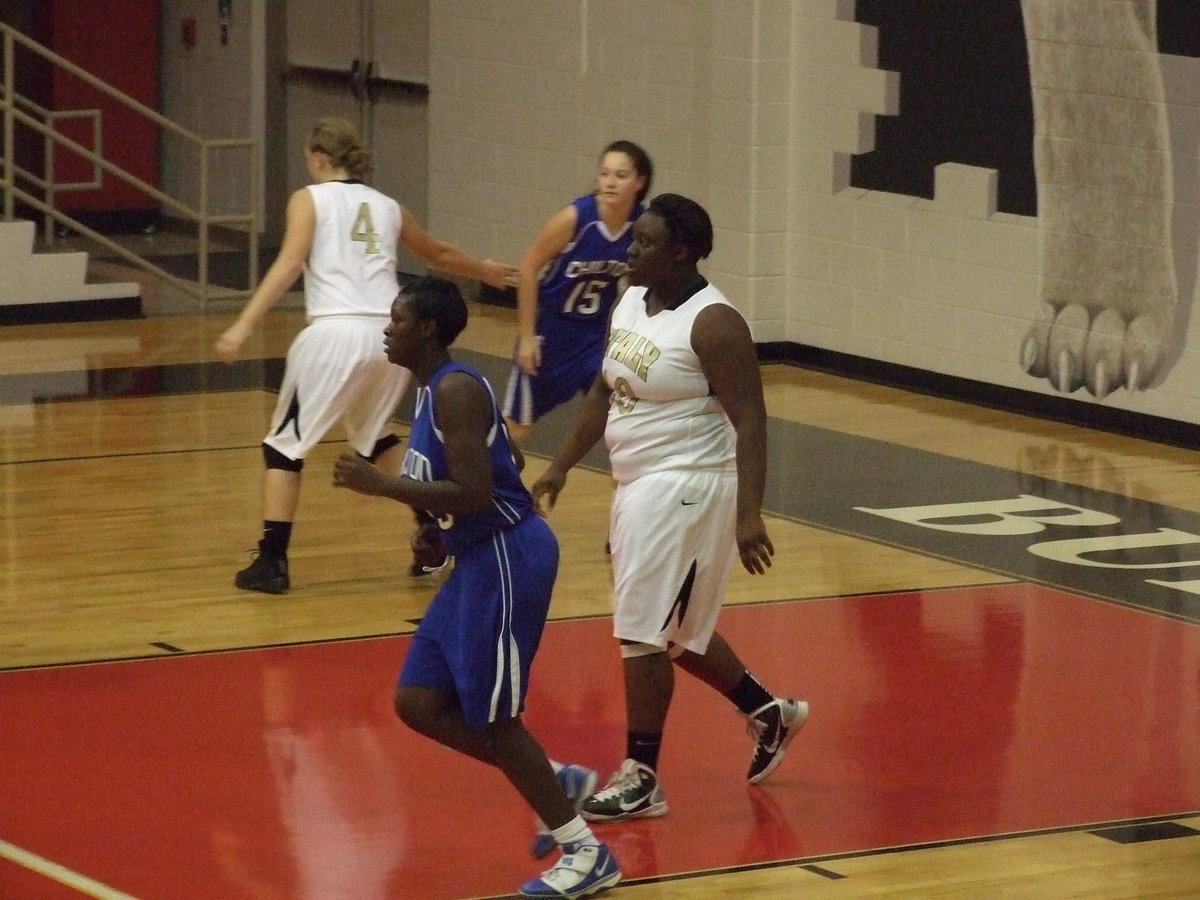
609, 468, 737, 654
263, 315, 411, 460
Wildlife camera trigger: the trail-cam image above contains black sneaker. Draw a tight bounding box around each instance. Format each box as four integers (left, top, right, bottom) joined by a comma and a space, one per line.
746, 698, 808, 784
235, 543, 289, 594
581, 759, 667, 822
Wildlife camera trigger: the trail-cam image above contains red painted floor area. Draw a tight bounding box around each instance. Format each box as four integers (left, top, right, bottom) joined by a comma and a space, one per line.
2, 583, 1199, 899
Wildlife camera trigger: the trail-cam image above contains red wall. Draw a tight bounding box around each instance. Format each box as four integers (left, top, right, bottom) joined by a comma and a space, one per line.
35, 0, 160, 215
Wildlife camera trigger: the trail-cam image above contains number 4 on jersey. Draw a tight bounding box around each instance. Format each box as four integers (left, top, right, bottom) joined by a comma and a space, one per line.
351, 202, 380, 254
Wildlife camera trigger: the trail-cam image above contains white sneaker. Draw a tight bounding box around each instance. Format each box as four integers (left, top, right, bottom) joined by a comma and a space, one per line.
519, 842, 621, 898
746, 698, 808, 784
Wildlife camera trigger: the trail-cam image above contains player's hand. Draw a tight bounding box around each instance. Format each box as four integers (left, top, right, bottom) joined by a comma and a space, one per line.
214, 321, 252, 364
332, 452, 387, 496
517, 334, 542, 376
736, 514, 774, 575
410, 520, 448, 571
481, 259, 519, 290
530, 467, 566, 515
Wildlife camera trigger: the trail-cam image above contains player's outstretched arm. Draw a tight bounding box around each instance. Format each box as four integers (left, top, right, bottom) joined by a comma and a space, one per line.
399, 208, 517, 290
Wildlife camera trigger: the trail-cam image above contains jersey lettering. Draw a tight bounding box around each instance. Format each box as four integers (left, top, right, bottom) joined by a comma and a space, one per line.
563, 279, 606, 315
564, 259, 627, 278
401, 448, 434, 482
350, 201, 380, 254
608, 330, 641, 367
607, 328, 661, 381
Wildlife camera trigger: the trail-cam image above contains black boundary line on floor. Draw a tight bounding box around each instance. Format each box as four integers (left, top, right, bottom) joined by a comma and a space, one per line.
473, 810, 1200, 898
1094, 821, 1200, 843
0, 435, 370, 468
0, 630, 421, 673
0, 358, 287, 409
1, 584, 1017, 674
0, 296, 143, 326
0, 607, 625, 673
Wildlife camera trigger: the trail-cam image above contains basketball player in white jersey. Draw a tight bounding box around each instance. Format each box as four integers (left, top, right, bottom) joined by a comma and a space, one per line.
215, 117, 516, 594
532, 194, 807, 820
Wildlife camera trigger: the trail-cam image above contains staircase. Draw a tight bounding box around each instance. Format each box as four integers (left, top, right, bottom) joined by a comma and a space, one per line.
2, 21, 259, 316
0, 220, 141, 324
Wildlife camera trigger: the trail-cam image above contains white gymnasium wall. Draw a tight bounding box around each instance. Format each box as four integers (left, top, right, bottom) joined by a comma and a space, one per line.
428, 0, 790, 340
414, 1, 1200, 426
158, 0, 265, 224
789, 0, 1036, 381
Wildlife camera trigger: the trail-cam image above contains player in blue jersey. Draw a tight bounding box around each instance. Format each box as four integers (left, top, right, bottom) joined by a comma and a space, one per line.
331, 277, 621, 899
503, 140, 653, 446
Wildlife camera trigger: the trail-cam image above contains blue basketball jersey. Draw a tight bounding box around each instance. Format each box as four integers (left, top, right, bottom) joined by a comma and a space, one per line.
503, 194, 643, 427
402, 361, 534, 556
535, 193, 641, 335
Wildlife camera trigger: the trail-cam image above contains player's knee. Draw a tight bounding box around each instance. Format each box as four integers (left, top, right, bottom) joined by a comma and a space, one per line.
620, 640, 667, 659
393, 686, 422, 730
365, 433, 401, 463
262, 443, 303, 473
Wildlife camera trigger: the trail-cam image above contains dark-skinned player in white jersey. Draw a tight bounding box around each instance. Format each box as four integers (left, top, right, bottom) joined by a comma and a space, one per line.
533, 194, 808, 822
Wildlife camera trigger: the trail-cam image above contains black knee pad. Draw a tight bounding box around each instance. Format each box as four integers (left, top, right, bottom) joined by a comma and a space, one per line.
366, 433, 401, 463
262, 443, 303, 473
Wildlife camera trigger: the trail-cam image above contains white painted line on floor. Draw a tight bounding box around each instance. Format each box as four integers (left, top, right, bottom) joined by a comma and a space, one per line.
0, 839, 139, 899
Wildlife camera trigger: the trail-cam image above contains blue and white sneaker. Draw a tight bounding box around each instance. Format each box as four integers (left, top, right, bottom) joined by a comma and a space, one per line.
519, 842, 621, 899
531, 763, 600, 859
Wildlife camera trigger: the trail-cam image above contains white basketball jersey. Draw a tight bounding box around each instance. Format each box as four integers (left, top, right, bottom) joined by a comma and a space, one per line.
602, 283, 737, 484
304, 180, 402, 318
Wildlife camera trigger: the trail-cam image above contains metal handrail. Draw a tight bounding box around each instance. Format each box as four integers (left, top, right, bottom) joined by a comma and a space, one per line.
0, 22, 260, 308
6, 92, 104, 243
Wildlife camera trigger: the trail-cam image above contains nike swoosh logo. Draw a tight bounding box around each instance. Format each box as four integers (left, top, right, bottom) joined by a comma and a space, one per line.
681, 500, 698, 506
618, 796, 649, 811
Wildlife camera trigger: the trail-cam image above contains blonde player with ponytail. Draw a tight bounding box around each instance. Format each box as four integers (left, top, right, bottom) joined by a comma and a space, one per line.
216, 117, 516, 593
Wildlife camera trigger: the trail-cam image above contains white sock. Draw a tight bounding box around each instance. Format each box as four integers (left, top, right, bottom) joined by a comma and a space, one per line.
551, 816, 597, 849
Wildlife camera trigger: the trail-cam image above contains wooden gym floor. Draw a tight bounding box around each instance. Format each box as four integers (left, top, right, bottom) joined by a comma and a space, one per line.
1, 290, 1199, 898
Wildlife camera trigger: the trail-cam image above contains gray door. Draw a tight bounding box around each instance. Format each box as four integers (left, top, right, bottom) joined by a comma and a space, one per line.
284, 0, 429, 274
